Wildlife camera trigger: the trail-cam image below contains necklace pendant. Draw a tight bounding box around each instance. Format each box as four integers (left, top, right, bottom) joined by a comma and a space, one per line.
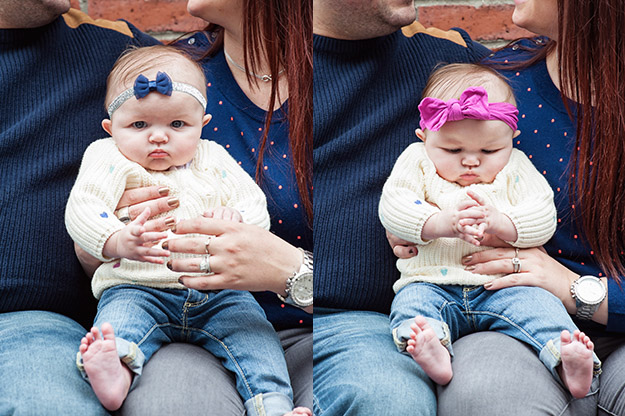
261, 74, 272, 82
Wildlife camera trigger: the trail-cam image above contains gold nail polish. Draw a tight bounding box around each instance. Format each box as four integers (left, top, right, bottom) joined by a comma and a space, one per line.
462, 255, 473, 264
162, 241, 169, 250
164, 216, 176, 227
158, 187, 170, 196
465, 265, 476, 272
167, 198, 180, 208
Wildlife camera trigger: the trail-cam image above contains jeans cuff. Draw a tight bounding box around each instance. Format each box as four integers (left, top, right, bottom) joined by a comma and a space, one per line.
75, 336, 145, 390
391, 317, 453, 356
244, 392, 294, 416
539, 336, 602, 396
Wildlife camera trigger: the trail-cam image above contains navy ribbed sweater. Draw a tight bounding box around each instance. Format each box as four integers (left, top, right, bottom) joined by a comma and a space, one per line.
0, 10, 157, 328
313, 25, 489, 313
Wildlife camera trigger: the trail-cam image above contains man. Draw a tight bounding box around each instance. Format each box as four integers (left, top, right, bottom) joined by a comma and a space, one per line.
312, 0, 489, 414
0, 1, 160, 412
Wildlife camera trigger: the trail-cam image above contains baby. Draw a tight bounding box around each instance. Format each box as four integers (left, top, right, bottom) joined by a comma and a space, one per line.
65, 45, 310, 416
379, 63, 600, 398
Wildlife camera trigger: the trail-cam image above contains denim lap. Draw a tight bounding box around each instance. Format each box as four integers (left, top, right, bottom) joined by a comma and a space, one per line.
313, 307, 436, 416
0, 311, 108, 415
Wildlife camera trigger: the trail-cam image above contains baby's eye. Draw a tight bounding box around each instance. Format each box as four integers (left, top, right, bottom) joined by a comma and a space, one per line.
445, 148, 462, 154
132, 121, 147, 129
482, 149, 499, 154
171, 120, 185, 128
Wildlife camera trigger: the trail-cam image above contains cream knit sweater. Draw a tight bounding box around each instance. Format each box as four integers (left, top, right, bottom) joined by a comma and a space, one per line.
65, 138, 270, 299
379, 142, 556, 293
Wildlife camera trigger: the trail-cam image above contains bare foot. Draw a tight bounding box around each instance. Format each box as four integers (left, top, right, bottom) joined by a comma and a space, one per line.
79, 322, 132, 410
284, 406, 312, 416
558, 330, 594, 398
406, 316, 453, 385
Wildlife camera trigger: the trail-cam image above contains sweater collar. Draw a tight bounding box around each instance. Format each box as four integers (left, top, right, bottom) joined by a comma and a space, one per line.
313, 29, 402, 56
0, 16, 60, 45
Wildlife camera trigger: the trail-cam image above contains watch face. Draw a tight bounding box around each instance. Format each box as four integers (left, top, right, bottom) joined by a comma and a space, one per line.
577, 277, 605, 304
292, 271, 313, 305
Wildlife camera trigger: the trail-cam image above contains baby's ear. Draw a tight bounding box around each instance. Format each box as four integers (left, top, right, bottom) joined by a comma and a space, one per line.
101, 119, 113, 136
513, 129, 521, 139
415, 128, 426, 142
202, 114, 212, 127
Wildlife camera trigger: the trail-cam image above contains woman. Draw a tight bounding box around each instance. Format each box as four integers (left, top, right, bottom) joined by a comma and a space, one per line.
391, 0, 625, 414
115, 0, 312, 414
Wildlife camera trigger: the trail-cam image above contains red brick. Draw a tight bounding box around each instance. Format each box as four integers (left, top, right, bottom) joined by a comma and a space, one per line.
89, 0, 206, 33
418, 5, 535, 42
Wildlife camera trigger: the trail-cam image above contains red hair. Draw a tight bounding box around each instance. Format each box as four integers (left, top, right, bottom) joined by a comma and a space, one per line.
558, 0, 625, 283
492, 0, 625, 282
200, 0, 312, 225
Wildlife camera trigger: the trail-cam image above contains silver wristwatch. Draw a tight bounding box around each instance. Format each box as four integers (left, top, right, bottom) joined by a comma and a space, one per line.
277, 249, 313, 308
571, 275, 606, 320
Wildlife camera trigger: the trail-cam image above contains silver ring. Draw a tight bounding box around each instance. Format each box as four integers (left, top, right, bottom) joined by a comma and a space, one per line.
199, 255, 212, 274
511, 248, 521, 273
204, 235, 213, 254
116, 206, 131, 224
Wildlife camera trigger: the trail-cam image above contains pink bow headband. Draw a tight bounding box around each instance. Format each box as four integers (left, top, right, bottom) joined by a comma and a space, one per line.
418, 86, 518, 132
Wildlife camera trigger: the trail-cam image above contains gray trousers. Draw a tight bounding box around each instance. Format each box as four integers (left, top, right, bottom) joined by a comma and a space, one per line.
438, 332, 625, 416
117, 327, 312, 415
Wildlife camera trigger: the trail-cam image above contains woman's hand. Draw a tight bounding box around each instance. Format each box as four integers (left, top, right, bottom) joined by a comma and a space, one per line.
464, 247, 580, 313
386, 230, 418, 259
114, 186, 178, 222
165, 216, 304, 295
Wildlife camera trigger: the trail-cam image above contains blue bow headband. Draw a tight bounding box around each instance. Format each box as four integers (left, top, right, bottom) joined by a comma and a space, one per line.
107, 71, 207, 117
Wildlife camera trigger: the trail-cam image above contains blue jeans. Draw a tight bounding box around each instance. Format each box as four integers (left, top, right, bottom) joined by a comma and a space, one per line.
0, 311, 109, 415
81, 285, 293, 416
390, 283, 601, 391
313, 307, 436, 416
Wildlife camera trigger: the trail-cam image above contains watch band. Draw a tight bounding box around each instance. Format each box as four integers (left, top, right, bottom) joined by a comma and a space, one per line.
575, 301, 599, 320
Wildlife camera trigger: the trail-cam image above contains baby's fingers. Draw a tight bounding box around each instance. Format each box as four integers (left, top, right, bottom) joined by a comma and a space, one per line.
141, 231, 169, 244
466, 190, 485, 205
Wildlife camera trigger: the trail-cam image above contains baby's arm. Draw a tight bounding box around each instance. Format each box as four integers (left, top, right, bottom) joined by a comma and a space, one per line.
102, 208, 170, 264
204, 141, 270, 229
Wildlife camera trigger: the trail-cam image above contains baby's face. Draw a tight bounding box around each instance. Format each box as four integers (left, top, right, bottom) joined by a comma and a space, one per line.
420, 118, 517, 186
105, 92, 210, 171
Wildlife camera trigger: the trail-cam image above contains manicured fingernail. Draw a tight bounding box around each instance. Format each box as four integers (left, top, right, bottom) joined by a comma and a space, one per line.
164, 216, 176, 228
158, 187, 170, 196
484, 282, 493, 289
178, 277, 184, 284
162, 241, 169, 250
167, 198, 180, 208
465, 265, 476, 272
167, 261, 173, 270
408, 249, 415, 254
462, 255, 473, 264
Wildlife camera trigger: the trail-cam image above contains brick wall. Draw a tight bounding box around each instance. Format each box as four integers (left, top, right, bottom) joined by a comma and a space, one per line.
70, 0, 205, 40
414, 0, 535, 47
71, 0, 536, 46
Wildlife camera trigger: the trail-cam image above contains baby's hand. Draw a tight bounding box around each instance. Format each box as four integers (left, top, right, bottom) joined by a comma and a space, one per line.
103, 207, 170, 263
203, 206, 243, 222
458, 190, 516, 244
